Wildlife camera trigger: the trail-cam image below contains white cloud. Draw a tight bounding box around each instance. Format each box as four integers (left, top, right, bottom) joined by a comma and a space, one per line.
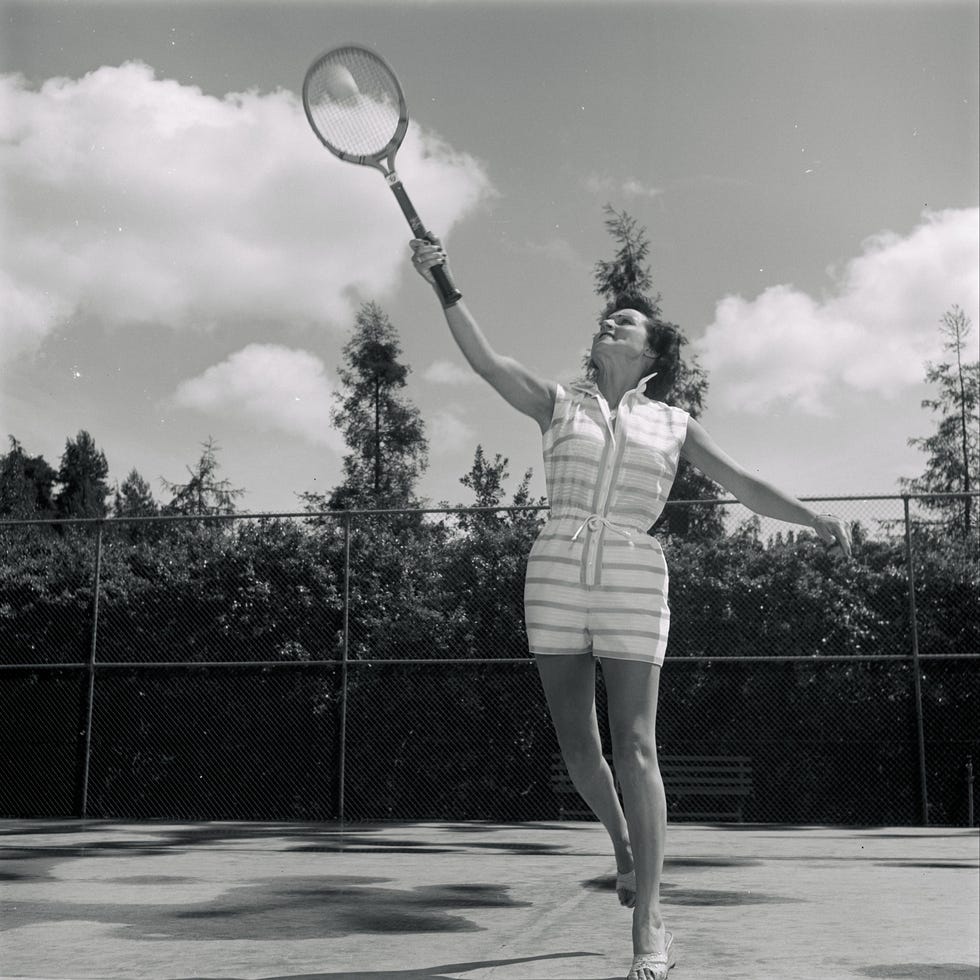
422, 358, 475, 385
172, 344, 344, 449
697, 208, 980, 415
585, 174, 662, 199
503, 235, 590, 273
0, 63, 492, 364
427, 407, 475, 454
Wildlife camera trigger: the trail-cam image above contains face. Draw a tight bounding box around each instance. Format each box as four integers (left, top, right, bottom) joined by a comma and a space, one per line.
590, 309, 655, 366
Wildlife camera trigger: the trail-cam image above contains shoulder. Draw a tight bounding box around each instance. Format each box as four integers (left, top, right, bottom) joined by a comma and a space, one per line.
553, 378, 594, 415
640, 398, 689, 432
663, 403, 690, 426
565, 378, 595, 400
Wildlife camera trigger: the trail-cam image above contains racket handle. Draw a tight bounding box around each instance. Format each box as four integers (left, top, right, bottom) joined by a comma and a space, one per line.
431, 262, 462, 309
388, 176, 462, 307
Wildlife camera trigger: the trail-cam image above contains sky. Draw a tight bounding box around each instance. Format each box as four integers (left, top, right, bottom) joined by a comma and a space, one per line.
1, 0, 978, 516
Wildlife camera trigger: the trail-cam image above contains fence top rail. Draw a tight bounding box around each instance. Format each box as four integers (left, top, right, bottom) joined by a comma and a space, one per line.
2, 653, 977, 671
2, 491, 977, 528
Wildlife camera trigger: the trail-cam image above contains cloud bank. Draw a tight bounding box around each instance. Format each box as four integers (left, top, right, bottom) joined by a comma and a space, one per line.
422, 358, 475, 386
172, 344, 343, 450
584, 174, 662, 199
698, 208, 980, 414
427, 406, 475, 456
0, 62, 492, 364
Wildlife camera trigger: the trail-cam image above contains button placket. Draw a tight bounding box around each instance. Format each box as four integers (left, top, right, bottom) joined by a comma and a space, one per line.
587, 392, 629, 587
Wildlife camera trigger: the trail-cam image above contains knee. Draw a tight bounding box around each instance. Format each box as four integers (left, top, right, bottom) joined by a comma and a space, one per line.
612, 730, 659, 777
560, 740, 605, 782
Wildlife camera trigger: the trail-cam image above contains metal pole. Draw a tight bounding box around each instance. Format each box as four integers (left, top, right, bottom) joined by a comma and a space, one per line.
967, 757, 974, 828
903, 496, 930, 826
77, 521, 104, 819
337, 513, 351, 824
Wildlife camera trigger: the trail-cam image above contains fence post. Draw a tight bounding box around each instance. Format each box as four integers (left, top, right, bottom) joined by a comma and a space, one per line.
967, 757, 974, 828
902, 496, 930, 826
337, 513, 351, 823
76, 520, 104, 819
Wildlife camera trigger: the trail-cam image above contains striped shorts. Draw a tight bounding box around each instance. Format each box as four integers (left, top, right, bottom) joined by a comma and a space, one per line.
523, 517, 671, 666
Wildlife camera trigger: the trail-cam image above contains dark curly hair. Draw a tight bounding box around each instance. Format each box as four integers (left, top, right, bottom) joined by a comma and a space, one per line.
588, 293, 682, 403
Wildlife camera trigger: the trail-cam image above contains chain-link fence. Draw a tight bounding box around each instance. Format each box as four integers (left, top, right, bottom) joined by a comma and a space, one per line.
2, 494, 977, 825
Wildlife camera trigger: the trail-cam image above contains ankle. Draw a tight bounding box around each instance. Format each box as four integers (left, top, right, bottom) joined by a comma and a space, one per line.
613, 839, 633, 869
634, 905, 664, 930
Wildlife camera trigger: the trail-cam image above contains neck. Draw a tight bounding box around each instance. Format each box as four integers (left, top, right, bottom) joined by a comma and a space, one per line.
595, 363, 649, 408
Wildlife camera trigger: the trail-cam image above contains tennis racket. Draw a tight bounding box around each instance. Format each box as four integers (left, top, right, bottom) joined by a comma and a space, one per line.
302, 45, 462, 307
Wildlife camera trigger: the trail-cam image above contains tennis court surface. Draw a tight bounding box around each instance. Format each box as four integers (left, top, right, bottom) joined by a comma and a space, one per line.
2, 819, 977, 980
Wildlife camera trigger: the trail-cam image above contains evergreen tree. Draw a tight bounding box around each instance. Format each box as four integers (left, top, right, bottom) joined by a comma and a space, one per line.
593, 207, 656, 302
113, 469, 159, 518
54, 430, 111, 519
455, 445, 544, 533
163, 437, 244, 516
460, 445, 511, 508
902, 306, 979, 536
591, 205, 723, 538
318, 302, 428, 510
0, 437, 57, 519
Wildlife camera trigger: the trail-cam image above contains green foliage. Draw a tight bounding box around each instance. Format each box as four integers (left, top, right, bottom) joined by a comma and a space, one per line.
320, 301, 428, 510
593, 206, 657, 303
0, 437, 57, 519
453, 445, 545, 533
903, 306, 980, 536
113, 469, 158, 519
0, 522, 98, 663
2, 501, 977, 822
162, 437, 244, 516
54, 430, 111, 519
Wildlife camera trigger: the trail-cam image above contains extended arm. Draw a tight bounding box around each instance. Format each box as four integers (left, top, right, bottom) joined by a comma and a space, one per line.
411, 239, 555, 432
680, 417, 852, 555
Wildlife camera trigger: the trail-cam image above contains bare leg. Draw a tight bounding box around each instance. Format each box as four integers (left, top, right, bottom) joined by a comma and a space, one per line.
601, 657, 669, 969
535, 654, 633, 876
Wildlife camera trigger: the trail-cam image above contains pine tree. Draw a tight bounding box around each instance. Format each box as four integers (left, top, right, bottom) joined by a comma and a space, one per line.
591, 205, 723, 538
455, 445, 544, 533
163, 437, 244, 516
0, 437, 57, 519
318, 302, 428, 510
113, 469, 159, 518
54, 430, 111, 519
593, 207, 656, 303
902, 306, 979, 536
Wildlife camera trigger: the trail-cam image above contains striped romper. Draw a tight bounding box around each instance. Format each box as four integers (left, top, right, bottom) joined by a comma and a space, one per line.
524, 373, 690, 666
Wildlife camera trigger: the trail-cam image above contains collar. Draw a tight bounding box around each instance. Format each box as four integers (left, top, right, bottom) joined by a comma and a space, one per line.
570, 372, 658, 399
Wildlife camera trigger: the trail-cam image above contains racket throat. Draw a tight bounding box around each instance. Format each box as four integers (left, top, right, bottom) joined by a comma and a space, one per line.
386, 173, 427, 238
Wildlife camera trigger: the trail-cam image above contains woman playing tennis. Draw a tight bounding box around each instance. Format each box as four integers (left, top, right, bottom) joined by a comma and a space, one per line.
410, 238, 851, 980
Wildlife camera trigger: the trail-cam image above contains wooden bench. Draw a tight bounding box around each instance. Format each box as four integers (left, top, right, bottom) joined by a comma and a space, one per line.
551, 752, 753, 822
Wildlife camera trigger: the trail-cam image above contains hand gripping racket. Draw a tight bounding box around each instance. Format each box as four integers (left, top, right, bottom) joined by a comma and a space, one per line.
302, 45, 462, 307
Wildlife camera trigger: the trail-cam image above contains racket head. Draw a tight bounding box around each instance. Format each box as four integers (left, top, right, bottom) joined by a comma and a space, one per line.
302, 45, 408, 167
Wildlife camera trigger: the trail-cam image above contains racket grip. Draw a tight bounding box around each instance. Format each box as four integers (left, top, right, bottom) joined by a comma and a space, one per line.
432, 263, 462, 309
387, 176, 462, 307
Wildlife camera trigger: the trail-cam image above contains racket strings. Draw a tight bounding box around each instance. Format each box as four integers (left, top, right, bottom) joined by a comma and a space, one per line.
305, 49, 404, 157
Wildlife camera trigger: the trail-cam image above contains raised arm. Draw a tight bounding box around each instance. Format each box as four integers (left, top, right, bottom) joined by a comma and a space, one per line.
681, 417, 852, 556
410, 239, 556, 433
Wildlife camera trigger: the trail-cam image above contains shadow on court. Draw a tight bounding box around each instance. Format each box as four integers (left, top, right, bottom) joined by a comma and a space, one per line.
856, 969, 980, 980
166, 952, 614, 980
2, 819, 977, 980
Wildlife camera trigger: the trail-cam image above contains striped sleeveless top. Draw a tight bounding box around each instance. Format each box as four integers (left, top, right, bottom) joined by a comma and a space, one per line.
542, 374, 689, 566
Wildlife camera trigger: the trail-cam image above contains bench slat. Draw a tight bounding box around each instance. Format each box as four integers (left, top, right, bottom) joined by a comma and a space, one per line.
550, 751, 753, 821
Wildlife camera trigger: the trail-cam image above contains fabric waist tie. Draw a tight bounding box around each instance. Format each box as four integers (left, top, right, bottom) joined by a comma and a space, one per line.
569, 513, 635, 546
